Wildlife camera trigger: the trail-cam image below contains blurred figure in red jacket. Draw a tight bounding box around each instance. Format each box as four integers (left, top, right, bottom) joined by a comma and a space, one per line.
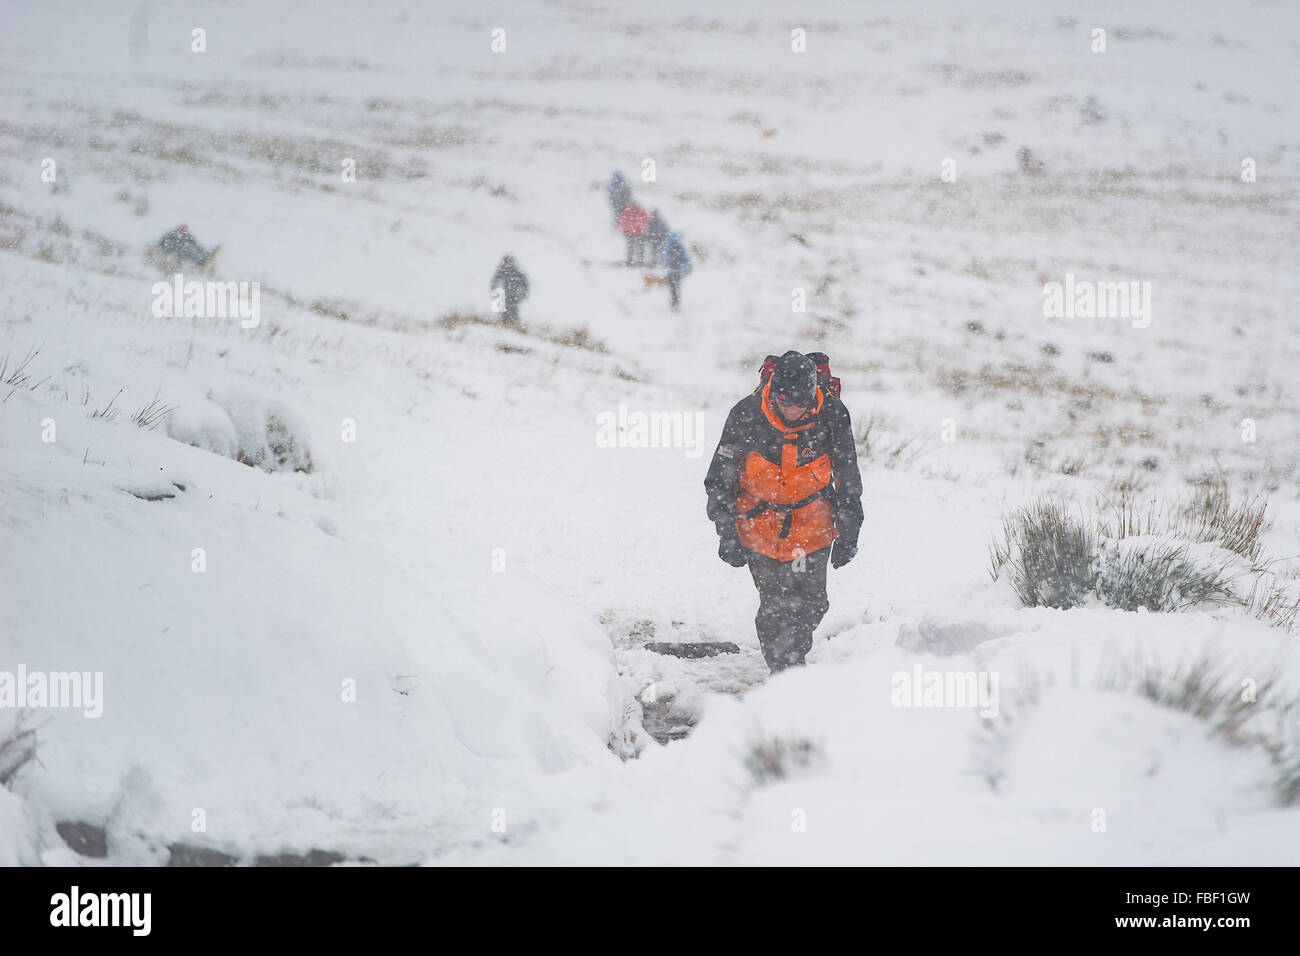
619, 202, 650, 266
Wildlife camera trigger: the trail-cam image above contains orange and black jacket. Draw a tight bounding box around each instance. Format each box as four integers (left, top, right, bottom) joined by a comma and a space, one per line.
705, 381, 863, 562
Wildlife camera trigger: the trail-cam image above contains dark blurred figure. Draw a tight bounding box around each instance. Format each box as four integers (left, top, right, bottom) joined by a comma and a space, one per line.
607, 171, 632, 227
644, 209, 668, 266
491, 255, 529, 324
662, 232, 691, 311
156, 224, 218, 271
1017, 147, 1045, 175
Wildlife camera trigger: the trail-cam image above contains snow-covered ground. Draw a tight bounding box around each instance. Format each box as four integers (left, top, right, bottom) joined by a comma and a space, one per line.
1, 0, 1299, 865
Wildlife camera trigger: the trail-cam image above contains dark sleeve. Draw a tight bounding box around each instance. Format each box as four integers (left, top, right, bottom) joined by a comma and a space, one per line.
828, 399, 864, 540
704, 400, 753, 529
520, 273, 529, 296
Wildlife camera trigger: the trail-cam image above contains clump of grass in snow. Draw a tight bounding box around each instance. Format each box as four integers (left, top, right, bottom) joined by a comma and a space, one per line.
436, 310, 494, 330
1, 348, 39, 388
1, 348, 50, 400
1174, 484, 1269, 563
78, 384, 178, 431
130, 389, 179, 430
1241, 576, 1300, 632
989, 498, 1095, 609
1100, 485, 1268, 563
990, 487, 1296, 627
436, 311, 608, 353
0, 716, 37, 787
743, 734, 822, 787
1097, 655, 1300, 807
854, 410, 931, 469
1092, 539, 1237, 613
87, 386, 124, 422
1104, 467, 1153, 497
85, 385, 126, 423
1056, 452, 1090, 477
554, 325, 601, 351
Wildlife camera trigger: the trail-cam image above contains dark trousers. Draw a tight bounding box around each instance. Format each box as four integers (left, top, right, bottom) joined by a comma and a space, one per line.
746, 546, 830, 673
626, 236, 646, 265
501, 300, 520, 323
668, 275, 681, 310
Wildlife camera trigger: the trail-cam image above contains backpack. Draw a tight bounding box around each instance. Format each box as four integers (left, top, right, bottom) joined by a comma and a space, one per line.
664, 235, 691, 273
619, 204, 648, 237
756, 351, 841, 399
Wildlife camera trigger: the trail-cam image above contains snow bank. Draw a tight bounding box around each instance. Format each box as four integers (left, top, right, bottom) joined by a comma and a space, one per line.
164, 396, 239, 460
0, 386, 634, 862
0, 711, 36, 866
433, 606, 1300, 865
209, 386, 315, 474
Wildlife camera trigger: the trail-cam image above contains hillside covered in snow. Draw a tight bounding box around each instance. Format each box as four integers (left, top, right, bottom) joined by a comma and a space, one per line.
2, 0, 1299, 865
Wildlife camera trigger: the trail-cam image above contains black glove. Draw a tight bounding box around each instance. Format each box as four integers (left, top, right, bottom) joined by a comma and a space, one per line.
718, 532, 748, 568
830, 537, 858, 569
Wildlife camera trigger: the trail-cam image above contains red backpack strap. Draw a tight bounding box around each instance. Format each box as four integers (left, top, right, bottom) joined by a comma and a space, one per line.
754, 355, 778, 394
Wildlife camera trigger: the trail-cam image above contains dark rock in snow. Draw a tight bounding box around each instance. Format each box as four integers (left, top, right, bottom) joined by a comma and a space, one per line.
254, 848, 346, 867
168, 842, 239, 867
644, 641, 740, 658
56, 820, 108, 858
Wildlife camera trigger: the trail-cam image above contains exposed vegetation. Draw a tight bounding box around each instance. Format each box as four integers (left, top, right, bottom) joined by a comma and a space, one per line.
990, 486, 1298, 628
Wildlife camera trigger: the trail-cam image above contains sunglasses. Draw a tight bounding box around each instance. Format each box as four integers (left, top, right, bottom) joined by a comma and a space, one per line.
774, 395, 812, 416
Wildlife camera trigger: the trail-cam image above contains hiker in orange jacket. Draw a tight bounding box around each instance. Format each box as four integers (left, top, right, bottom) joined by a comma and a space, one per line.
704, 351, 863, 673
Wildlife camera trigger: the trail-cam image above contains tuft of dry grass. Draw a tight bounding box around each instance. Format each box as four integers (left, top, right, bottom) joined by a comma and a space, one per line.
1092, 539, 1237, 613
1097, 483, 1270, 562
87, 386, 125, 423
991, 488, 1294, 627
743, 734, 822, 787
1097, 655, 1300, 806
1104, 467, 1153, 496
1056, 452, 1090, 477
0, 717, 37, 787
855, 410, 932, 469
1240, 575, 1300, 632
131, 389, 179, 430
1175, 484, 1269, 562
989, 498, 1095, 608
1, 348, 38, 388
436, 311, 609, 354
1, 348, 50, 400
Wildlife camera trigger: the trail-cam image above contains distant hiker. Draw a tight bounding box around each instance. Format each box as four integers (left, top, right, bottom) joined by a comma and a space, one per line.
644, 209, 668, 265
619, 202, 650, 266
661, 232, 691, 311
704, 351, 863, 674
607, 171, 632, 227
1017, 146, 1045, 175
491, 255, 529, 324
155, 224, 218, 272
